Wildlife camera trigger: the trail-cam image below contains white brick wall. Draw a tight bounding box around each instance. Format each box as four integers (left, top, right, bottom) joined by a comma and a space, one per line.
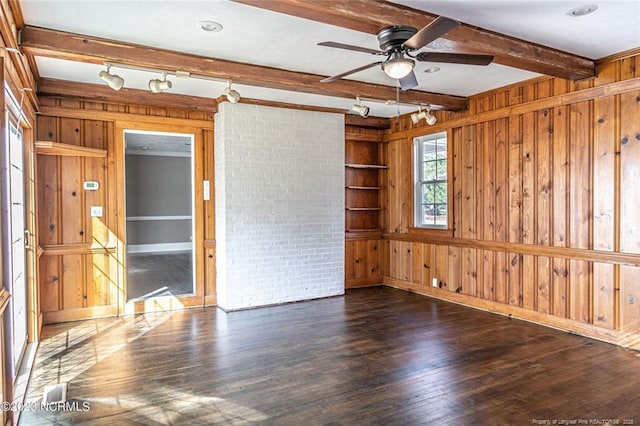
214, 103, 344, 310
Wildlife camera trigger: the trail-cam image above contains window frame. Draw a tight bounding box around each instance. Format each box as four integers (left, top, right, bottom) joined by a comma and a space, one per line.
411, 130, 453, 236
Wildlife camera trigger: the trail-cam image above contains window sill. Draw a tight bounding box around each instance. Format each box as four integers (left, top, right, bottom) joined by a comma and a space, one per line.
409, 226, 454, 238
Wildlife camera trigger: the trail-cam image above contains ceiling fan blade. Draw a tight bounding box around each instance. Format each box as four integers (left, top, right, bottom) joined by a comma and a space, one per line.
399, 70, 418, 91
417, 52, 494, 66
321, 61, 383, 83
402, 16, 460, 51
318, 41, 384, 55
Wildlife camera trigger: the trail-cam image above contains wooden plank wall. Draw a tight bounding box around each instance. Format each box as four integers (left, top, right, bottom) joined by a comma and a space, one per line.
36, 108, 113, 316
383, 53, 640, 348
36, 96, 215, 322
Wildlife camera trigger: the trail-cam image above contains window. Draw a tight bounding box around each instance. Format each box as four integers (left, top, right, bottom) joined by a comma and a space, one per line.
414, 132, 448, 228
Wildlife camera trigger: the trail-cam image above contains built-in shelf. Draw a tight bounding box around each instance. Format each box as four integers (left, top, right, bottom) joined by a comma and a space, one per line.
126, 215, 191, 222
35, 140, 107, 158
345, 136, 386, 241
345, 229, 383, 240
345, 186, 381, 190
345, 164, 388, 169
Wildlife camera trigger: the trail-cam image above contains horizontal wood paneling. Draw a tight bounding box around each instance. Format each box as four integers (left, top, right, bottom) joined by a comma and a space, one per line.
383, 54, 640, 348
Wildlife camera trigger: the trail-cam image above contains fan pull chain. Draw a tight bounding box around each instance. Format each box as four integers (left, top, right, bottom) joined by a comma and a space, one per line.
395, 84, 401, 123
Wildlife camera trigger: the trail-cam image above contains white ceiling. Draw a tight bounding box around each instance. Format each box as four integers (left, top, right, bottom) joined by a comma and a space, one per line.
125, 130, 192, 154
21, 0, 640, 118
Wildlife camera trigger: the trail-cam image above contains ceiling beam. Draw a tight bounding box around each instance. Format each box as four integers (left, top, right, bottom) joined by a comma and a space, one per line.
40, 78, 353, 116
20, 26, 468, 110
37, 78, 219, 111
232, 0, 596, 81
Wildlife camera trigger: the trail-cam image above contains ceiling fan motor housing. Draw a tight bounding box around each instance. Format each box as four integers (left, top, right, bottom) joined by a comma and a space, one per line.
377, 25, 418, 52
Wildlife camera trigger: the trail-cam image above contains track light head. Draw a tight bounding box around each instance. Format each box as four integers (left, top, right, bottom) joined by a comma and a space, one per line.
352, 103, 369, 118
410, 110, 422, 125
224, 86, 241, 103
410, 107, 436, 125
352, 97, 370, 118
98, 67, 124, 91
223, 82, 241, 103
149, 74, 172, 93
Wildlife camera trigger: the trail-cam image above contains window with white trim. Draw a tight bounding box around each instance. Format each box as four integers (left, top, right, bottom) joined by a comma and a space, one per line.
414, 132, 448, 228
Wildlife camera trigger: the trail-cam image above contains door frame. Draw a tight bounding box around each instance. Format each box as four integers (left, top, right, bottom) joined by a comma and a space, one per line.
2, 82, 37, 370
5, 111, 27, 373
115, 121, 206, 314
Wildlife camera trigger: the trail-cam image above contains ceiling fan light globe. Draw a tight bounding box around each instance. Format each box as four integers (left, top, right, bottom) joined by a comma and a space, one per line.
382, 56, 414, 79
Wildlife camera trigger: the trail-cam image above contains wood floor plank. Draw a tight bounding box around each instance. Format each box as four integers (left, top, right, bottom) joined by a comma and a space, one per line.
20, 287, 640, 425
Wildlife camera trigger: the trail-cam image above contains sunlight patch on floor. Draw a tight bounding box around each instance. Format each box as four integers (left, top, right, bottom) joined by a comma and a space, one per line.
24, 312, 172, 405
86, 387, 269, 424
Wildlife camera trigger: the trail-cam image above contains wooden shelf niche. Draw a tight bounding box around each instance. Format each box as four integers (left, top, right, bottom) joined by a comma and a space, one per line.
345, 132, 386, 240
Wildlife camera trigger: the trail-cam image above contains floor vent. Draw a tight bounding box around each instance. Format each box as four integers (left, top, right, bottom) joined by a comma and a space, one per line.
42, 383, 67, 405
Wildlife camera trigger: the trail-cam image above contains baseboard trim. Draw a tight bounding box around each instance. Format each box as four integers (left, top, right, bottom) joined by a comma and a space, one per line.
346, 277, 383, 288
127, 242, 192, 254
382, 276, 640, 350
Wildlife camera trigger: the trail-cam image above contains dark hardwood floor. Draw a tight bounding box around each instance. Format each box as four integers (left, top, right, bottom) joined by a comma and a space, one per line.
21, 287, 640, 425
126, 252, 193, 300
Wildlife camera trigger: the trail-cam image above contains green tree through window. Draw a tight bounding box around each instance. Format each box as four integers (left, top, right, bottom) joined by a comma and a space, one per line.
414, 132, 448, 227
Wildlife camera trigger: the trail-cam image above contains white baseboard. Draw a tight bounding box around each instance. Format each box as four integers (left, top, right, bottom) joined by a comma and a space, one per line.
127, 242, 192, 254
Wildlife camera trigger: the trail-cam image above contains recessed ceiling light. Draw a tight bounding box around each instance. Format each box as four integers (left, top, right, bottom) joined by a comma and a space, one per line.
567, 4, 598, 17
425, 40, 447, 51
424, 66, 440, 74
198, 21, 223, 32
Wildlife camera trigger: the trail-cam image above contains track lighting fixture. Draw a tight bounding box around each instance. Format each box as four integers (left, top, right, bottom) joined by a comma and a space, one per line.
224, 81, 241, 103
98, 65, 125, 91
352, 97, 370, 118
411, 106, 436, 125
101, 62, 244, 101
149, 73, 172, 93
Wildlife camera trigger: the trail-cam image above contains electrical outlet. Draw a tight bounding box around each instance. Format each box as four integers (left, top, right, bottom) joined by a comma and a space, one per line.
432, 277, 438, 288
203, 180, 210, 201
90, 206, 103, 217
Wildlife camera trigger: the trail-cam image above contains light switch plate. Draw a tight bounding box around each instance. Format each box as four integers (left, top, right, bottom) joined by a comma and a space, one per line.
90, 206, 103, 217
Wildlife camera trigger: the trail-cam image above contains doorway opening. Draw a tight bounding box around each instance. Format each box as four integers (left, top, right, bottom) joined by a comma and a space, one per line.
124, 130, 195, 300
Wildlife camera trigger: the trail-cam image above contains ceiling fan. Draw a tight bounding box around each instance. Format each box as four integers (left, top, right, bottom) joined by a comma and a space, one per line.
318, 16, 494, 91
